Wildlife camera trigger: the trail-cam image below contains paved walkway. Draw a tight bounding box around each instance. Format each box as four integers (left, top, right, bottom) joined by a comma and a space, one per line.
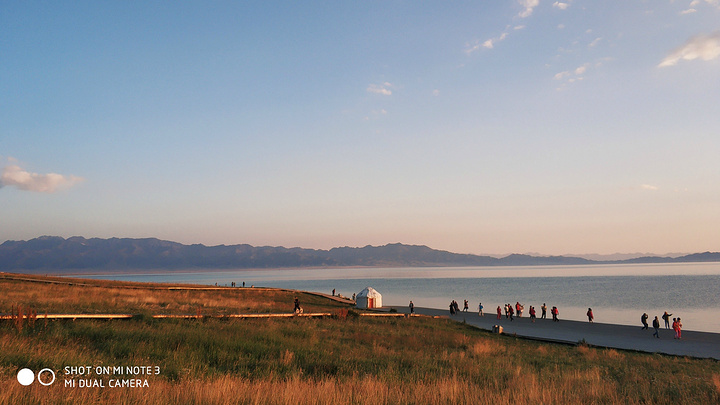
391, 306, 720, 360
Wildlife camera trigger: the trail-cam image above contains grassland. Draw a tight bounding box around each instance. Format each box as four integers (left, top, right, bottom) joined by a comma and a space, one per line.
1, 273, 720, 404
0, 273, 350, 315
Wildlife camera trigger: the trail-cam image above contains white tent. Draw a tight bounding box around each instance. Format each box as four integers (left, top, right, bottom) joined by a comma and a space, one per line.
356, 287, 382, 309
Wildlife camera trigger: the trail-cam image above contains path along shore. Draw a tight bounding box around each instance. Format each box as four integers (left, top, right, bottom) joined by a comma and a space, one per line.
391, 306, 720, 360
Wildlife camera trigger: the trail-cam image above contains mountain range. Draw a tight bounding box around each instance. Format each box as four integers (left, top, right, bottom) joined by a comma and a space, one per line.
1, 236, 719, 273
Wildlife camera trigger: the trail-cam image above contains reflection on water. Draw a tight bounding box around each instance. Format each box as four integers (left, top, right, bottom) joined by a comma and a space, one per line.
78, 262, 720, 333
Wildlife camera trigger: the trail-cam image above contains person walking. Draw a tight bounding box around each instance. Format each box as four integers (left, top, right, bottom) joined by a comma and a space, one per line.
293, 297, 301, 313
541, 303, 547, 320
672, 318, 679, 339
551, 306, 559, 322
478, 302, 484, 316
496, 306, 502, 320
529, 306, 536, 322
641, 313, 649, 330
662, 311, 672, 329
508, 304, 514, 321
409, 300, 414, 314
449, 301, 455, 316
463, 300, 469, 313
652, 316, 660, 338
587, 308, 594, 323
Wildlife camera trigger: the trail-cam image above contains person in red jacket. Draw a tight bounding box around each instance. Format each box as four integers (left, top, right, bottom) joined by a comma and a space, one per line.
587, 308, 594, 323
496, 306, 502, 320
529, 306, 536, 322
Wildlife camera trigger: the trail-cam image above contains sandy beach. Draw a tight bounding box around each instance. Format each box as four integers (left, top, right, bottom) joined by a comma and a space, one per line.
392, 306, 720, 360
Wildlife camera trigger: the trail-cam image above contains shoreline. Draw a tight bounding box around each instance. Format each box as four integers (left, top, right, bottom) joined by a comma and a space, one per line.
392, 306, 720, 360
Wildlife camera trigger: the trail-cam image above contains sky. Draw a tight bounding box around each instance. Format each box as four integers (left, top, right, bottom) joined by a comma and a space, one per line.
1, 1, 719, 256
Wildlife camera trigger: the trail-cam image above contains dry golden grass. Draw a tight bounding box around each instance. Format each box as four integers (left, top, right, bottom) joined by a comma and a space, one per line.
469, 339, 504, 357
0, 273, 348, 316
0, 373, 629, 405
2, 274, 719, 405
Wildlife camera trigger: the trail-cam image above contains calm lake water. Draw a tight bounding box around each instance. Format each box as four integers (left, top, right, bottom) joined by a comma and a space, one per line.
78, 262, 720, 333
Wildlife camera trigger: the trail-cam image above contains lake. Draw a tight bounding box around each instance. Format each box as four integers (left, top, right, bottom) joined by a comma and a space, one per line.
77, 262, 720, 333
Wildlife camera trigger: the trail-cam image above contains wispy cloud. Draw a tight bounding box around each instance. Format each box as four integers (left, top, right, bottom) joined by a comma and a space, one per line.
680, 8, 697, 14
553, 2, 570, 10
690, 0, 720, 10
367, 82, 393, 96
658, 31, 720, 67
588, 37, 603, 48
641, 184, 659, 191
484, 33, 508, 49
1, 163, 84, 193
518, 0, 540, 18
466, 32, 509, 54
554, 63, 590, 84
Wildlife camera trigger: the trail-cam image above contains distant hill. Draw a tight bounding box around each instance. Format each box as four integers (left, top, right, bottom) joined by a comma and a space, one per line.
0, 236, 718, 272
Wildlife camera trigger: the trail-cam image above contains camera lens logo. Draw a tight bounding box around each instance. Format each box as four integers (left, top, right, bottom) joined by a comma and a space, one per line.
17, 368, 56, 386
17, 368, 34, 386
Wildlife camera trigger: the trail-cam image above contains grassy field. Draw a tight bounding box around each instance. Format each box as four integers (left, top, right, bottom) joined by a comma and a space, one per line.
0, 273, 350, 315
1, 273, 720, 404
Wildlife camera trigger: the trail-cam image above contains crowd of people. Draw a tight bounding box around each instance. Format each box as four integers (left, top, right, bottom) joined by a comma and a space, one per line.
440, 299, 681, 339
645, 311, 682, 339
486, 302, 557, 323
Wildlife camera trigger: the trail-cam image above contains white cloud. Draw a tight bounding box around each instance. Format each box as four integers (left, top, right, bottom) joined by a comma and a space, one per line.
467, 32, 509, 53
589, 37, 603, 48
690, 0, 720, 9
514, 25, 526, 30
464, 40, 482, 54
658, 31, 720, 67
486, 33, 508, 49
554, 71, 571, 80
432, 89, 440, 96
553, 2, 570, 10
555, 63, 589, 80
1, 164, 84, 193
554, 63, 591, 88
367, 83, 393, 95
641, 184, 659, 191
518, 0, 540, 18
680, 8, 697, 14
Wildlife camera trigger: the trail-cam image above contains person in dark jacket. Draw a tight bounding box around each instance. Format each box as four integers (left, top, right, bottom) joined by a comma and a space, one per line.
662, 311, 672, 329
652, 316, 660, 338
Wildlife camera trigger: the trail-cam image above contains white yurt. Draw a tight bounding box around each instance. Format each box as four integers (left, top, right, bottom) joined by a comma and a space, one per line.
356, 287, 382, 309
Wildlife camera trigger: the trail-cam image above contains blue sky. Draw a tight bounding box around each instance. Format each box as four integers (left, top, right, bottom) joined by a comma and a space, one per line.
2, 1, 719, 255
